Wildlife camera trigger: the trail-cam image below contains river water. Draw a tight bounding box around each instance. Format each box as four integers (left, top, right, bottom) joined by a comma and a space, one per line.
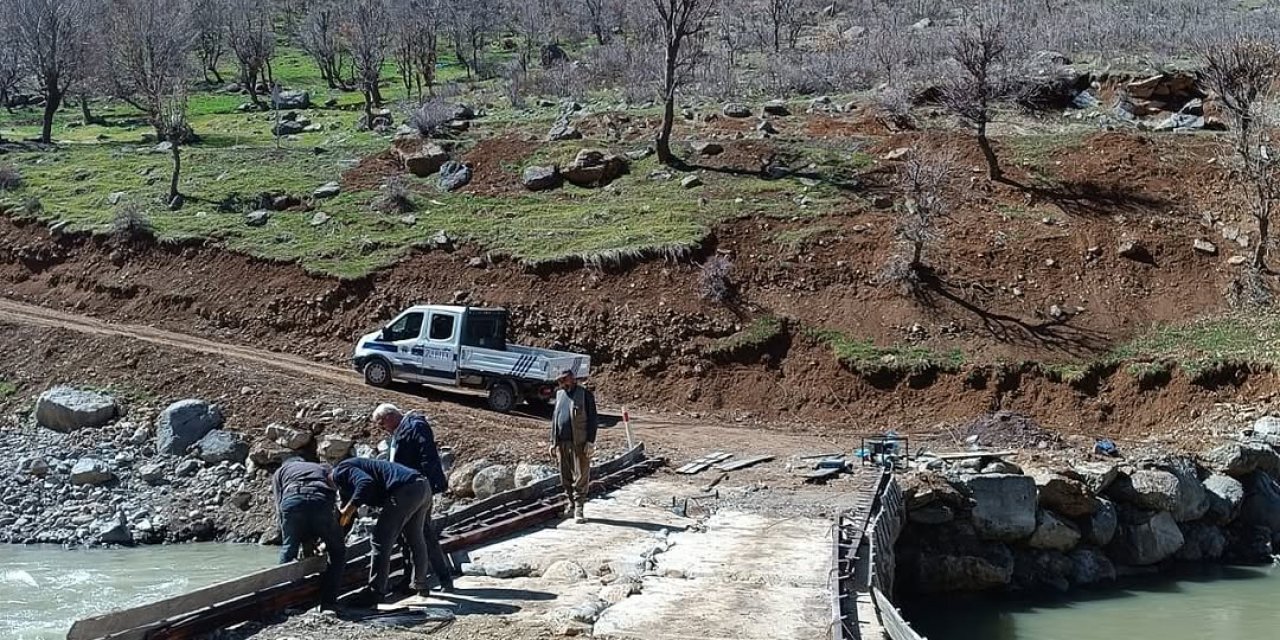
0, 544, 278, 640
905, 563, 1280, 640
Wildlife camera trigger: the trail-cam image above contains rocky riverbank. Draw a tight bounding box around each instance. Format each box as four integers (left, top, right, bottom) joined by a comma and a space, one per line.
0, 385, 557, 547
897, 418, 1280, 594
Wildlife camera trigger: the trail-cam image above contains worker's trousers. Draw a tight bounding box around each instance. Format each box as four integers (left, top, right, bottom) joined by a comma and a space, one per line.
370, 479, 432, 594
278, 494, 346, 606
557, 442, 591, 504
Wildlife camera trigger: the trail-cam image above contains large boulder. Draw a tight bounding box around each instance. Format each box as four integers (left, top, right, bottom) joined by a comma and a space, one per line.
514, 462, 556, 488
193, 430, 249, 464
1012, 549, 1074, 592
249, 443, 294, 467
70, 458, 115, 486
1117, 469, 1181, 512
1165, 459, 1210, 522
266, 423, 312, 450
1201, 441, 1280, 477
962, 474, 1038, 542
1203, 473, 1245, 525
317, 434, 353, 461
910, 546, 1015, 593
272, 90, 311, 110
1175, 522, 1227, 561
1031, 469, 1096, 518
1108, 510, 1184, 565
1084, 498, 1118, 547
522, 165, 561, 191
472, 464, 516, 500
35, 386, 118, 433
401, 143, 450, 177
561, 149, 629, 187
1027, 510, 1081, 552
437, 160, 472, 192
449, 458, 492, 498
1240, 471, 1280, 531
721, 103, 752, 118
1071, 462, 1119, 494
155, 400, 223, 455
546, 119, 582, 141
95, 513, 134, 546
1068, 547, 1116, 586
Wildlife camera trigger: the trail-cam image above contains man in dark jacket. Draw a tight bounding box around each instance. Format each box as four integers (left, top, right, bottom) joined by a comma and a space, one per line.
373, 403, 454, 592
549, 369, 599, 523
331, 457, 432, 602
272, 460, 345, 609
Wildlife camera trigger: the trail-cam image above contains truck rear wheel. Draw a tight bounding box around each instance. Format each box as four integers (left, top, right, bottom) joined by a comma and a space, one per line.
487, 381, 518, 413
363, 359, 392, 388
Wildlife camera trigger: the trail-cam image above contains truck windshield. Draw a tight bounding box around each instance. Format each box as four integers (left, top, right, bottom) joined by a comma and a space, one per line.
383, 312, 424, 341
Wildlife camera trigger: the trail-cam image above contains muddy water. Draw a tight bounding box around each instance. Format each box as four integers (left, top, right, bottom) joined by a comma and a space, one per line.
904, 564, 1280, 640
0, 544, 278, 640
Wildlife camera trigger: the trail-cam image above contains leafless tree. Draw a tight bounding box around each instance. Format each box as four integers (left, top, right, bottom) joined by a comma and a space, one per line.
341, 1, 390, 125
107, 0, 194, 136
509, 0, 553, 71
389, 0, 440, 98
0, 43, 20, 117
583, 0, 609, 44
938, 3, 1023, 182
191, 0, 227, 84
297, 1, 346, 89
2, 0, 94, 143
651, 0, 715, 165
1202, 38, 1280, 272
445, 0, 499, 80
224, 0, 275, 107
751, 0, 806, 52
880, 150, 955, 291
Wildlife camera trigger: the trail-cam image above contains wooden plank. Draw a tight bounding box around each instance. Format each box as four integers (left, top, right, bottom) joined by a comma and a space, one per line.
677, 452, 731, 474
713, 455, 774, 472
803, 467, 843, 483
930, 450, 1015, 461
67, 556, 329, 640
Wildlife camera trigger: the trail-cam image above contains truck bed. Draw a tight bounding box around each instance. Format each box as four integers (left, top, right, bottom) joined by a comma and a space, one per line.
461, 344, 590, 382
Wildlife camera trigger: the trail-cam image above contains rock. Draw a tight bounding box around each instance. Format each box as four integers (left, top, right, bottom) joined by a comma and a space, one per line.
756, 120, 778, 135
402, 143, 450, 177
35, 386, 118, 433
626, 147, 654, 161
1202, 441, 1280, 477
193, 430, 249, 465
546, 119, 582, 141
514, 462, 556, 488
1240, 471, 1280, 531
139, 462, 166, 485
692, 141, 724, 156
1175, 522, 1226, 561
1203, 473, 1244, 525
561, 149, 628, 187
450, 103, 476, 120
70, 458, 115, 486
1254, 415, 1280, 437
449, 459, 491, 498
1193, 239, 1218, 255
1154, 113, 1204, 131
680, 174, 703, 188
437, 160, 472, 191
1071, 462, 1119, 494
175, 458, 200, 476
1108, 510, 1184, 565
107, 191, 126, 205
910, 17, 932, 30
245, 210, 270, 227
472, 464, 516, 500
882, 147, 910, 161
309, 212, 331, 226
19, 457, 49, 477
542, 560, 588, 583
522, 165, 561, 191
1067, 547, 1116, 586
317, 434, 353, 461
1117, 239, 1153, 263
266, 424, 312, 450
599, 582, 639, 604
313, 182, 341, 199
962, 474, 1038, 542
250, 443, 294, 467
1084, 498, 1118, 546
762, 100, 790, 116
272, 90, 311, 110
1165, 458, 1209, 522
981, 460, 1023, 475
96, 514, 133, 546
1011, 548, 1074, 592
907, 503, 954, 525
1031, 469, 1096, 518
1028, 510, 1081, 551
155, 400, 223, 455
721, 103, 751, 118
485, 561, 534, 579
911, 545, 1014, 592
272, 120, 305, 136
1121, 469, 1181, 512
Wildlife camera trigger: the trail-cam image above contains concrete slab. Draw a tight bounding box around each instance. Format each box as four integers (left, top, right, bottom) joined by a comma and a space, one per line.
593, 578, 832, 640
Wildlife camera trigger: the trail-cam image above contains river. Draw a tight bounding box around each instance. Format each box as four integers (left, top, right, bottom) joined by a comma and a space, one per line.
0, 544, 278, 640
905, 563, 1280, 640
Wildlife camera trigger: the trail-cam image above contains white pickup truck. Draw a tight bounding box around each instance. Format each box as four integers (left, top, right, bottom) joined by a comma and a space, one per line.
352, 305, 591, 412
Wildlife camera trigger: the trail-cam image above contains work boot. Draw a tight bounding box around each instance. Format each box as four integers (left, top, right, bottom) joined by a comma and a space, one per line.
574, 504, 586, 524
563, 499, 575, 518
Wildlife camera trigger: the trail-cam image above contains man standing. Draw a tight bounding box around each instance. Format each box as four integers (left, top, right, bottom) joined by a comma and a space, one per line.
272, 459, 346, 610
331, 457, 432, 603
549, 369, 599, 523
372, 403, 454, 592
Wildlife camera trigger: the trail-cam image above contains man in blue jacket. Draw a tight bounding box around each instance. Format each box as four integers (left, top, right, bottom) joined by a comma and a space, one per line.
272, 460, 345, 610
331, 457, 432, 603
374, 403, 454, 592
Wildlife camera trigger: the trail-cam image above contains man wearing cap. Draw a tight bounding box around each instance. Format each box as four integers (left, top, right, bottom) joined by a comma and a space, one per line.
372, 403, 454, 593
549, 368, 599, 523
272, 459, 346, 610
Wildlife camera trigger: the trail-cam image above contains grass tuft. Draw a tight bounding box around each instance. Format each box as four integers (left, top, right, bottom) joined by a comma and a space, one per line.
807, 327, 965, 376
706, 316, 786, 358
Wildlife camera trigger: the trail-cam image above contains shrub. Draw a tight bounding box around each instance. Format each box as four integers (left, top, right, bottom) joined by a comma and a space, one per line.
373, 177, 415, 214
409, 98, 455, 138
697, 255, 734, 303
111, 201, 155, 240
0, 165, 22, 192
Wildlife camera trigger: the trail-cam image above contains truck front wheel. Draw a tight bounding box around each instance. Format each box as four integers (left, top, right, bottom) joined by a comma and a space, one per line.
487, 381, 519, 413
363, 359, 393, 388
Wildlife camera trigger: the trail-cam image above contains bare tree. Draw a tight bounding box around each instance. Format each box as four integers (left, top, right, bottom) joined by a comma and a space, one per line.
0, 31, 24, 117
509, 0, 553, 71
651, 0, 715, 165
224, 0, 275, 107
341, 0, 390, 126
583, 0, 608, 44
751, 0, 806, 52
444, 0, 498, 79
1203, 38, 1280, 272
2, 0, 94, 143
297, 0, 347, 89
938, 3, 1021, 182
880, 150, 954, 291
191, 0, 228, 84
389, 0, 439, 98
159, 86, 190, 205
107, 0, 194, 137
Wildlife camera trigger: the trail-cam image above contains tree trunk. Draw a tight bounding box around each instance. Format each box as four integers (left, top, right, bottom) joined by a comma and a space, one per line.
371, 83, 384, 106
169, 143, 182, 202
363, 90, 374, 129
1255, 205, 1271, 271
976, 119, 1001, 180
40, 82, 62, 144
657, 92, 676, 165
79, 95, 92, 124
210, 65, 224, 84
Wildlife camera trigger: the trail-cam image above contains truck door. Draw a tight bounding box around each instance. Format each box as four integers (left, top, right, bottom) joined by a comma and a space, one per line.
415, 310, 460, 383
378, 310, 425, 376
